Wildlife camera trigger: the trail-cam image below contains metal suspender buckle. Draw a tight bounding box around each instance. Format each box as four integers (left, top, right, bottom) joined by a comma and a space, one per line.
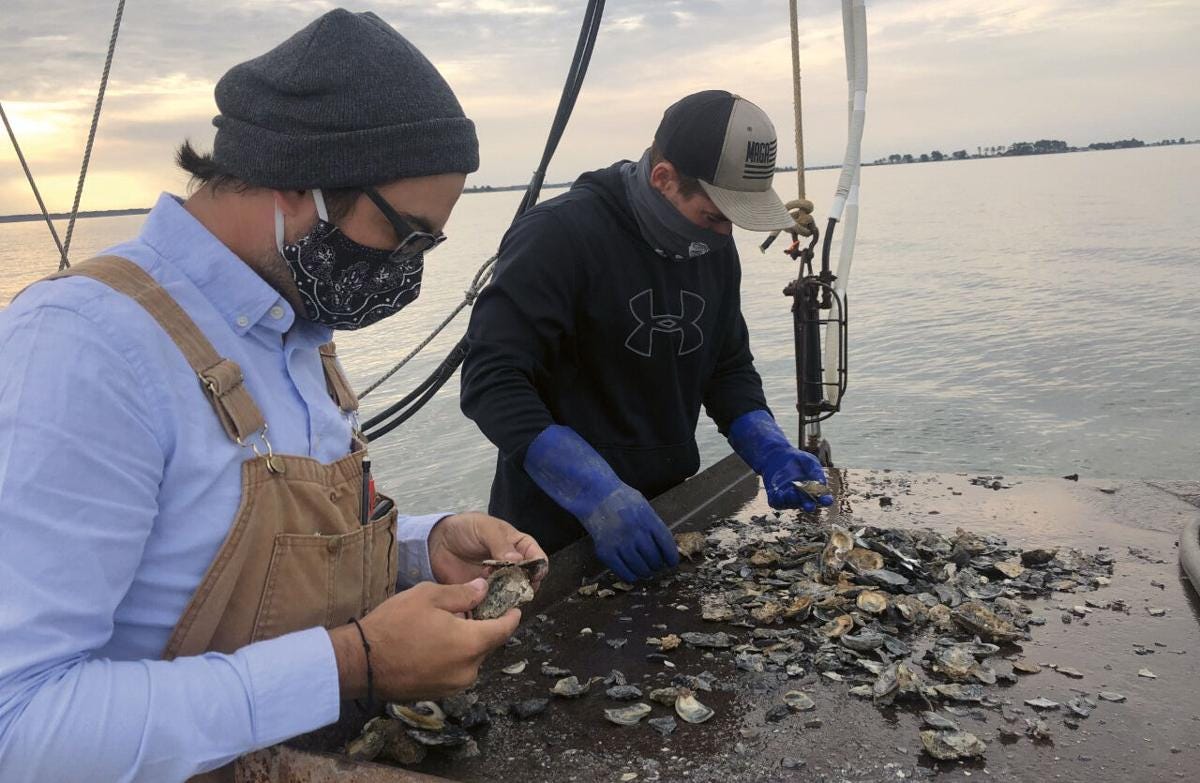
236, 424, 285, 475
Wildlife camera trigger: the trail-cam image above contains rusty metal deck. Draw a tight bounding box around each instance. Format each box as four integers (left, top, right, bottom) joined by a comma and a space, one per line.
269, 457, 1200, 783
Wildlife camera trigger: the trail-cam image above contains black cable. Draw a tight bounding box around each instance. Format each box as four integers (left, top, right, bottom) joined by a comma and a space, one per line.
363, 0, 606, 441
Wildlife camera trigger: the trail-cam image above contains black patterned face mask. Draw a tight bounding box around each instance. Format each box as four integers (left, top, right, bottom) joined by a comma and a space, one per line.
274, 190, 424, 331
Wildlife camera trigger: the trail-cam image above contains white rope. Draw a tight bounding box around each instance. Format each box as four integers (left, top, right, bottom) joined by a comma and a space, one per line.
356, 254, 497, 399
789, 0, 806, 201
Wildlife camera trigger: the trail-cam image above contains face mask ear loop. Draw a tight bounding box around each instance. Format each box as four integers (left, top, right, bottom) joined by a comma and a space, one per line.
312, 188, 330, 222
274, 198, 287, 257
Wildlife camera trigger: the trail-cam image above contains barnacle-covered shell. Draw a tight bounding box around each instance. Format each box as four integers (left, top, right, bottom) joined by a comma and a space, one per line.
472, 562, 540, 620
675, 531, 707, 560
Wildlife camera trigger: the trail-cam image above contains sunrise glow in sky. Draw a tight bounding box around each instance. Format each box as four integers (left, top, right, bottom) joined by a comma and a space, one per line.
1, 0, 1197, 214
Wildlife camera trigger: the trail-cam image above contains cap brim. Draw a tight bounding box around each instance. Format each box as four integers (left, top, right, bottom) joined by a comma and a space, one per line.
699, 180, 796, 232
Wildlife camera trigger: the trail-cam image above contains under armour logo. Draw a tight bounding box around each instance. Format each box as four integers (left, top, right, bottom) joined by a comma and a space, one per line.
625, 289, 706, 357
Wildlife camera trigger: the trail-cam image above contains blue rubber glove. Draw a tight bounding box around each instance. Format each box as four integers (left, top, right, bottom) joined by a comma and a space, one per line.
524, 425, 680, 582
728, 409, 834, 512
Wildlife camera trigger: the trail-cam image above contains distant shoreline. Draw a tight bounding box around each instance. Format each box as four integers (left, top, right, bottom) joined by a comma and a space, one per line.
0, 143, 1190, 223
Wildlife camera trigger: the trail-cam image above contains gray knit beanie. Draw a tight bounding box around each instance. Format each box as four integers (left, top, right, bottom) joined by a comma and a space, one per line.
211, 8, 478, 189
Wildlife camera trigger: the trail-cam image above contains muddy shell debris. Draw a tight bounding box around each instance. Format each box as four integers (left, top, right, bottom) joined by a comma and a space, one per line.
347, 493, 1121, 771
921, 729, 987, 760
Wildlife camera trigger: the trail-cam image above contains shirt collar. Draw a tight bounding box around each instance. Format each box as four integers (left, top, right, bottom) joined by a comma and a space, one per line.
139, 193, 298, 336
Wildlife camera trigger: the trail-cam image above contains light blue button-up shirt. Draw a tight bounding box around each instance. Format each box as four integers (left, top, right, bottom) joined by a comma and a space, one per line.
0, 194, 445, 782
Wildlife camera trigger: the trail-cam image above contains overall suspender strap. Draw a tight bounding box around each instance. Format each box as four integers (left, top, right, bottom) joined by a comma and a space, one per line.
48, 256, 267, 444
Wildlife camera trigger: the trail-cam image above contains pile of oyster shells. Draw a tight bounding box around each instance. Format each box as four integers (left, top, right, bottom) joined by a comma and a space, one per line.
345, 514, 1116, 766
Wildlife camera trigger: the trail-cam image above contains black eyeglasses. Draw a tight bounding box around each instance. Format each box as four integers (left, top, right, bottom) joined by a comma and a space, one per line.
360, 188, 446, 262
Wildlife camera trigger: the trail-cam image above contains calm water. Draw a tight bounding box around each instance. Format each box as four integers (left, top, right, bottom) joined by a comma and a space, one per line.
2, 146, 1198, 515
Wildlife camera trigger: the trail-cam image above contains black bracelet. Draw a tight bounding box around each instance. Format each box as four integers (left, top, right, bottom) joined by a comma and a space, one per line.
350, 617, 375, 712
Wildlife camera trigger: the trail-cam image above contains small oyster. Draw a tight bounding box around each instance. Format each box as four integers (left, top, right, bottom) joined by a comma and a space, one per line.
874, 662, 931, 708
386, 701, 445, 731
473, 560, 545, 620
856, 591, 889, 614
951, 601, 1022, 642
501, 659, 528, 675
841, 629, 886, 652
794, 480, 831, 500
751, 601, 783, 624
605, 702, 652, 726
649, 687, 679, 706
820, 527, 855, 583
551, 676, 593, 698
605, 685, 643, 701
931, 646, 978, 682
346, 717, 395, 762
675, 688, 715, 724
407, 725, 471, 747
783, 690, 816, 711
819, 613, 854, 639
675, 531, 707, 560
920, 730, 987, 760
783, 595, 814, 621
701, 594, 736, 622
846, 548, 885, 572
681, 631, 735, 649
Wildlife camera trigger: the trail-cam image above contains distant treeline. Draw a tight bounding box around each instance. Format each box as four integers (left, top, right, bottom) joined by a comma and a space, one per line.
872, 136, 1193, 166
0, 207, 150, 224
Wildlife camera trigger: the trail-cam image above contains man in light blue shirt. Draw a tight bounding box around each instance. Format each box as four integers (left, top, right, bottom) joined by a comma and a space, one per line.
0, 9, 543, 781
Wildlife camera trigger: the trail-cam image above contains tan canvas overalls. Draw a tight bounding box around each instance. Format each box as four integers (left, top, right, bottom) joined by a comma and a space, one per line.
46, 256, 399, 781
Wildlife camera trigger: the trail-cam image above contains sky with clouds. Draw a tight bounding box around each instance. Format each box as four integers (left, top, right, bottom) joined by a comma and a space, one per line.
1, 0, 1197, 214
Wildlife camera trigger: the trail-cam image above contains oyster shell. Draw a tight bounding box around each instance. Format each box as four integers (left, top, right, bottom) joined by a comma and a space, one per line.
783, 595, 814, 621
501, 659, 528, 675
931, 646, 978, 682
856, 590, 889, 614
794, 480, 830, 499
819, 613, 854, 639
701, 594, 736, 622
550, 676, 593, 698
681, 631, 735, 649
751, 601, 783, 624
846, 548, 885, 572
473, 561, 542, 620
820, 527, 855, 583
649, 687, 679, 706
605, 702, 652, 726
920, 730, 987, 760
783, 690, 816, 711
841, 629, 886, 652
951, 601, 1022, 642
386, 702, 445, 731
675, 531, 707, 560
675, 688, 715, 724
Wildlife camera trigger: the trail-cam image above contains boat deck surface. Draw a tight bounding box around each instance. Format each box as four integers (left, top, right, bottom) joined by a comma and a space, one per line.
267, 457, 1200, 783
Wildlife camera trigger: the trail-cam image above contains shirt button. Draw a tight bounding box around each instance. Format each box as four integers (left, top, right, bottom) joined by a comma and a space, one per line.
269, 305, 285, 319
236, 315, 250, 328
409, 567, 420, 579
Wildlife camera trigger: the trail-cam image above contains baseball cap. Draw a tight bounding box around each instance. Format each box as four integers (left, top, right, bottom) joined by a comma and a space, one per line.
653, 90, 794, 232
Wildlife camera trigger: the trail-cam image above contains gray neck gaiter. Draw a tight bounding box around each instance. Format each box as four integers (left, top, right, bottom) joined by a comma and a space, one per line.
622, 149, 732, 261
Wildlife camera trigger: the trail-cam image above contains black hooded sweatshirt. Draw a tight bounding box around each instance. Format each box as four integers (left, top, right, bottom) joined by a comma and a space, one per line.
460, 161, 769, 552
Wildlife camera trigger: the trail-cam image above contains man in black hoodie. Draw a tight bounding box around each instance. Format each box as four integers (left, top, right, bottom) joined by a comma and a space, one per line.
461, 91, 833, 582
